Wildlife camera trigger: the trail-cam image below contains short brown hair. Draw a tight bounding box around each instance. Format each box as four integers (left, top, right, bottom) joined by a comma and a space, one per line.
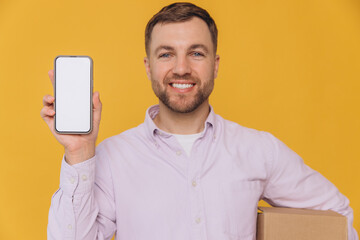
145, 2, 218, 55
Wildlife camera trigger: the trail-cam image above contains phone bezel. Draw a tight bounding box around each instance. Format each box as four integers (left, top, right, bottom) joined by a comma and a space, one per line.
54, 55, 93, 134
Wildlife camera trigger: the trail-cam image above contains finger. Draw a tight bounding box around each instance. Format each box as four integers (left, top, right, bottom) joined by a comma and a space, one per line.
40, 108, 55, 134
92, 91, 102, 126
48, 70, 54, 87
43, 95, 55, 106
40, 105, 55, 119
93, 91, 101, 109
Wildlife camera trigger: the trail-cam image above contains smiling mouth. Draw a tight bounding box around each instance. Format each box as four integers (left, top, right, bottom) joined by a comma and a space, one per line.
170, 83, 195, 89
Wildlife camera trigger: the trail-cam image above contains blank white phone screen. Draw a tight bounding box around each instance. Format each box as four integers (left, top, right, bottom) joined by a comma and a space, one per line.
55, 56, 92, 133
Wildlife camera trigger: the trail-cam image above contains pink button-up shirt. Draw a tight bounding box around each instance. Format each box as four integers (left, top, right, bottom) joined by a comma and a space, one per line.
48, 105, 358, 240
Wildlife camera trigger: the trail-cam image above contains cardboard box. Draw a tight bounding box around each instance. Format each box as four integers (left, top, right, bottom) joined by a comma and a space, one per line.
256, 207, 347, 240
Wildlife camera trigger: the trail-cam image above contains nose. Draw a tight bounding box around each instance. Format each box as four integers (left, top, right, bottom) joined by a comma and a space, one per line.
172, 55, 191, 76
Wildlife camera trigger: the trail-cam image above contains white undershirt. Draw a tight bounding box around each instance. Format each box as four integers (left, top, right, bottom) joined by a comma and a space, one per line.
172, 132, 203, 156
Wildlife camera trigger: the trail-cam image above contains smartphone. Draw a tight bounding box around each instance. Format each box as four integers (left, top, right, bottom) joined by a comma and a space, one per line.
54, 55, 93, 134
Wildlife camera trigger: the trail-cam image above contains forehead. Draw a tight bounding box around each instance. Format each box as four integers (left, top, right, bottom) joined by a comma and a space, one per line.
150, 17, 213, 52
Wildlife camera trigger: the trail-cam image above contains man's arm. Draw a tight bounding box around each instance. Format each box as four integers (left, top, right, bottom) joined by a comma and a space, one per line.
47, 151, 116, 240
263, 133, 358, 240
42, 70, 115, 239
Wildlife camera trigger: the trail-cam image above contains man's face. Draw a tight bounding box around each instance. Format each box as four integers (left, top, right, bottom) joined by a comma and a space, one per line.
144, 17, 220, 113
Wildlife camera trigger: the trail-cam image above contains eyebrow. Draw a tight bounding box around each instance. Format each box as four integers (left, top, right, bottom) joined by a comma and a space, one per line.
154, 44, 209, 55
154, 45, 175, 55
189, 44, 209, 54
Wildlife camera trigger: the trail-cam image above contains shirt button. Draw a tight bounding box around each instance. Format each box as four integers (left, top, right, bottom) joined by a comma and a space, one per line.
69, 178, 75, 184
82, 175, 87, 181
213, 134, 216, 140
68, 224, 72, 230
195, 218, 201, 224
192, 181, 197, 187
176, 150, 182, 156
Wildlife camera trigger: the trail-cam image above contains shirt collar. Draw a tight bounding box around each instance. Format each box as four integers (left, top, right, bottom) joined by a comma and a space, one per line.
144, 104, 216, 141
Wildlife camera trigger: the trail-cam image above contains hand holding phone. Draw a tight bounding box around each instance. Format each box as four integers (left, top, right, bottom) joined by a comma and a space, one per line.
40, 56, 102, 165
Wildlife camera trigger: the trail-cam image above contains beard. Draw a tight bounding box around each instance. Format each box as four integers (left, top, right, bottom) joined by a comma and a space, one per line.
151, 73, 214, 113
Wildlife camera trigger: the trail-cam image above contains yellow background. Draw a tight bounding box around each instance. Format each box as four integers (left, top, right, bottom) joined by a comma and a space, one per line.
0, 0, 359, 238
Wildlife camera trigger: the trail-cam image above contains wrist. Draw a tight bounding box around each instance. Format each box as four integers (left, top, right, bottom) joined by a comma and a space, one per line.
64, 144, 95, 165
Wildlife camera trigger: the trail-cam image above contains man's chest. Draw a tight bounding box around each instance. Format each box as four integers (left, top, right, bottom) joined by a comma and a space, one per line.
106, 138, 268, 240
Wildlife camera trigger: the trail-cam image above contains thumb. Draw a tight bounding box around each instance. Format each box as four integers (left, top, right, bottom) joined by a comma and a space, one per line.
93, 91, 102, 125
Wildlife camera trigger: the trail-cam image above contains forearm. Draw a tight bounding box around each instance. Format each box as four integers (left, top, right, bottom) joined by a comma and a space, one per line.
264, 133, 358, 240
47, 156, 115, 240
264, 170, 358, 240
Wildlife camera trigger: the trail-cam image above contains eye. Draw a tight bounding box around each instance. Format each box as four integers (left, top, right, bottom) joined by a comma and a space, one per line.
192, 52, 205, 57
159, 53, 171, 58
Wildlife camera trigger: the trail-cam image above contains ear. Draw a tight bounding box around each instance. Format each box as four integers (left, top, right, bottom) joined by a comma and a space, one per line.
144, 57, 151, 80
214, 54, 220, 79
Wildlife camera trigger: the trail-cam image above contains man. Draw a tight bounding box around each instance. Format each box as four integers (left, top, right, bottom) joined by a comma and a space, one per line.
42, 2, 358, 240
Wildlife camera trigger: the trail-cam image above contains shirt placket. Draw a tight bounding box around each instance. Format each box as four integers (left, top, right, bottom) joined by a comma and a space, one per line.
154, 125, 214, 240
156, 131, 188, 177
187, 136, 209, 240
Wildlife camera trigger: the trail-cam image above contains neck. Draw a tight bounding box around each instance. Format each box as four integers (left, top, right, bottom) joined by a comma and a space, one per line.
154, 101, 210, 135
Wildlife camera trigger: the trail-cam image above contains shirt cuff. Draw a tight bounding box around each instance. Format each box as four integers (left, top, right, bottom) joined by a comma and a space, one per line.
59, 155, 96, 197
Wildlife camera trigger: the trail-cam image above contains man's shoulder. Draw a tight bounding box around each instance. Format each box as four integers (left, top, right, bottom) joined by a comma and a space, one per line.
216, 113, 268, 136
97, 122, 148, 150
216, 114, 276, 147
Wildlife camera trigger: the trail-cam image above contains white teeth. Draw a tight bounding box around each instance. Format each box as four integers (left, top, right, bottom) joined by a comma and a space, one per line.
172, 83, 194, 89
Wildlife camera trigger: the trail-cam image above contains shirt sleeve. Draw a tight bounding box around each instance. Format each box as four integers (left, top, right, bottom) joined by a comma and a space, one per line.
47, 148, 116, 240
262, 133, 358, 240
